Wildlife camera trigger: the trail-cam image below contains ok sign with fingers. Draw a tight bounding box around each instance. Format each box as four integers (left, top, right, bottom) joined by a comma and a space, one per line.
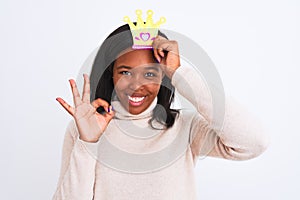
56, 74, 114, 143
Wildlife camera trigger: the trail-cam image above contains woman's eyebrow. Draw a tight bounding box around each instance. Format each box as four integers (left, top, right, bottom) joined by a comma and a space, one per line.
144, 66, 160, 72
116, 65, 132, 70
116, 65, 160, 72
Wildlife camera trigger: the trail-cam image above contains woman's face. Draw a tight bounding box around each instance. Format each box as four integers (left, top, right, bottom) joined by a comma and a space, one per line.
113, 49, 164, 115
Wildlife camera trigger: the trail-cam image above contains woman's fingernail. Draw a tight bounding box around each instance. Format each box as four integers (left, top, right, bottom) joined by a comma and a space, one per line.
156, 57, 160, 63
108, 107, 110, 112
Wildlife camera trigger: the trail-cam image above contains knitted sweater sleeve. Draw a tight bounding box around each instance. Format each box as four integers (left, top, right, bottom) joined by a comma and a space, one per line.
171, 65, 269, 161
52, 120, 98, 200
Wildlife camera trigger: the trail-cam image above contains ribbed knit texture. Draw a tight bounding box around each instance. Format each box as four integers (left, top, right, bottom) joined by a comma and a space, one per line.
53, 65, 269, 200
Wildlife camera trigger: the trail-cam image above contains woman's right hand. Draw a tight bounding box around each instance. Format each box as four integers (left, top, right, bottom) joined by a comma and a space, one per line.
56, 74, 114, 143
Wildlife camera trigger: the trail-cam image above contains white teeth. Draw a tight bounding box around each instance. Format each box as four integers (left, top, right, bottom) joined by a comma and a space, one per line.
128, 96, 145, 102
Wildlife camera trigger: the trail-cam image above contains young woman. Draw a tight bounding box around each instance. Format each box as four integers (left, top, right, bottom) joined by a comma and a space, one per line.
53, 24, 268, 200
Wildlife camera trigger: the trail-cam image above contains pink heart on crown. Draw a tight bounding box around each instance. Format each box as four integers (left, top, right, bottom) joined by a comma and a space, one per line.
140, 32, 150, 41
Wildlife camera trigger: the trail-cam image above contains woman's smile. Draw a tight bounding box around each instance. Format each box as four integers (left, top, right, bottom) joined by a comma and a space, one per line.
128, 95, 146, 106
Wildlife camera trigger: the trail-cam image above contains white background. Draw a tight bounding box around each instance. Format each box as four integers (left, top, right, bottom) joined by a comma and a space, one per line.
1, 0, 299, 199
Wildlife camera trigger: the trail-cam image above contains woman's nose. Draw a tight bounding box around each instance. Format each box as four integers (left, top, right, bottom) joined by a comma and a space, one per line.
128, 75, 145, 90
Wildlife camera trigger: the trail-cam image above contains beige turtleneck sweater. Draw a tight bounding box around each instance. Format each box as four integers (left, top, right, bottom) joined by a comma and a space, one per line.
52, 65, 269, 200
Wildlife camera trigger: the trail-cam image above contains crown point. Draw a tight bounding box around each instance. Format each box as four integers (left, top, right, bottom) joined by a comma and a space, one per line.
136, 9, 142, 16
123, 16, 130, 22
147, 10, 153, 16
159, 17, 166, 24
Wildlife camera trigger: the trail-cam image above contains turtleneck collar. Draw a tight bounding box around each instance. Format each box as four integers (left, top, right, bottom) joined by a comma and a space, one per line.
111, 97, 157, 120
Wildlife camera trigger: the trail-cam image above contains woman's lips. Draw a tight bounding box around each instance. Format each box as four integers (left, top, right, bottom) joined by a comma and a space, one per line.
127, 95, 146, 106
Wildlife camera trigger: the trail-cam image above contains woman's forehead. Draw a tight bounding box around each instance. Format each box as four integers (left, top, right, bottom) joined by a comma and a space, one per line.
114, 49, 156, 67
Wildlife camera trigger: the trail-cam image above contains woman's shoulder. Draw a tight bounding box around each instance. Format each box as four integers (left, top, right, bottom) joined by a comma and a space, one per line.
176, 108, 205, 124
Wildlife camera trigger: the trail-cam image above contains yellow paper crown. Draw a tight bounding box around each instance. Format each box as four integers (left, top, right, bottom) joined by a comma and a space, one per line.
124, 10, 166, 49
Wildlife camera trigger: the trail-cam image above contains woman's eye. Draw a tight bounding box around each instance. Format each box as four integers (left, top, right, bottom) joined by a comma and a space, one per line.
145, 72, 156, 77
120, 71, 131, 76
